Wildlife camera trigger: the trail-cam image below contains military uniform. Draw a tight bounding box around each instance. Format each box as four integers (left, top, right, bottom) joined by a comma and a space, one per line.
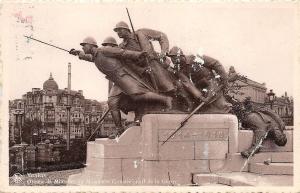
168, 46, 231, 113
93, 45, 172, 126
239, 104, 287, 158
187, 55, 231, 113
72, 37, 172, 137
119, 29, 175, 93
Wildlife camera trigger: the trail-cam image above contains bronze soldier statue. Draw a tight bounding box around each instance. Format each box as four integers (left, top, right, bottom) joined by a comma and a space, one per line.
230, 97, 287, 158
167, 46, 231, 113
70, 36, 172, 138
113, 21, 194, 110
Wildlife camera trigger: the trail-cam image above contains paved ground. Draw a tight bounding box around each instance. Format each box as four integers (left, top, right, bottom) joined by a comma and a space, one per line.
9, 169, 83, 186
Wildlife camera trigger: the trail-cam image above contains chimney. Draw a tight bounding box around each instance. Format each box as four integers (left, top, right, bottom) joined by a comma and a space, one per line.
285, 91, 287, 97
68, 63, 71, 94
78, 90, 83, 95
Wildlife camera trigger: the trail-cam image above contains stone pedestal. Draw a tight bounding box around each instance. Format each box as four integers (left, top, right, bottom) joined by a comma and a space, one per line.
68, 114, 238, 186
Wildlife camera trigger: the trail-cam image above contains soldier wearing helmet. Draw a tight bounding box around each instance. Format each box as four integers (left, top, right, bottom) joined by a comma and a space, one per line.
71, 36, 172, 138
113, 21, 194, 111
167, 46, 231, 113
113, 21, 174, 92
102, 36, 118, 47
69, 36, 98, 62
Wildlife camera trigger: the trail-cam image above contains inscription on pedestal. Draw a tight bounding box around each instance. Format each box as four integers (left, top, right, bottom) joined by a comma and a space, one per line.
158, 128, 228, 142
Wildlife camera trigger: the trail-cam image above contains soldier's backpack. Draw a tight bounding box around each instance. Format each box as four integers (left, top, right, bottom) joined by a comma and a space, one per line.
255, 106, 285, 131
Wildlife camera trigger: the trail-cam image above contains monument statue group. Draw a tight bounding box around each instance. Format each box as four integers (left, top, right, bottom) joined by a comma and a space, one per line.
67, 19, 287, 157
25, 10, 290, 186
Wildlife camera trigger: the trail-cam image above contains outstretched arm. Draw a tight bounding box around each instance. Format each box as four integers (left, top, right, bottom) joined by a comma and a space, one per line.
78, 51, 94, 62
69, 49, 94, 62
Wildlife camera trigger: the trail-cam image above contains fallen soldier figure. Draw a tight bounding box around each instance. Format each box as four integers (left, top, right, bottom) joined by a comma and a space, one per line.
229, 97, 287, 158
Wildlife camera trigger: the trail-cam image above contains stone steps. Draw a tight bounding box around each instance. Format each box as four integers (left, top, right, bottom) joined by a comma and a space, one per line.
249, 162, 293, 175
220, 151, 292, 172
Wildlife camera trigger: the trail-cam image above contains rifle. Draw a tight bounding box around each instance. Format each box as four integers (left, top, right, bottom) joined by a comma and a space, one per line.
24, 35, 70, 52
85, 108, 110, 143
126, 8, 159, 91
239, 126, 271, 172
161, 84, 224, 145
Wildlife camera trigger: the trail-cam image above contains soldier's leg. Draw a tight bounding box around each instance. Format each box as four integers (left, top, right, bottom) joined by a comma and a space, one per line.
241, 129, 267, 158
107, 94, 124, 138
240, 113, 270, 158
131, 92, 173, 110
178, 73, 204, 100
175, 80, 194, 111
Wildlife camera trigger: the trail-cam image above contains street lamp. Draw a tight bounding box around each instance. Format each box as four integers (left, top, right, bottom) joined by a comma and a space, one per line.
41, 129, 47, 142
267, 89, 275, 109
33, 132, 38, 146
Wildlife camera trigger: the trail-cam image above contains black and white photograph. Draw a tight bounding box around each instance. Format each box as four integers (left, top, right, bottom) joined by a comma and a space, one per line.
0, 1, 298, 192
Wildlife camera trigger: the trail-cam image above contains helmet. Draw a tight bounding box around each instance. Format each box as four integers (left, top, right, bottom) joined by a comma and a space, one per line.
168, 46, 184, 56
80, 36, 98, 47
114, 21, 130, 32
102, 36, 118, 46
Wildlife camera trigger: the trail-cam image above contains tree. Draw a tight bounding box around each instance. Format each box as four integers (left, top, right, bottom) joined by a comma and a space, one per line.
22, 119, 42, 144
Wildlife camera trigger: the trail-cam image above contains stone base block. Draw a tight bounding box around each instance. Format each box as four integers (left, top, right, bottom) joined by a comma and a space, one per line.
69, 114, 239, 186
222, 153, 248, 172
271, 152, 293, 163
209, 160, 226, 172
195, 141, 228, 160
193, 174, 219, 185
158, 142, 194, 160
221, 152, 293, 173
238, 130, 293, 152
249, 162, 293, 175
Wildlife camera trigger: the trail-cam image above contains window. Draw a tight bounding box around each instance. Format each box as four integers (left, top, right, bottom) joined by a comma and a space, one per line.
62, 97, 67, 104
45, 110, 55, 121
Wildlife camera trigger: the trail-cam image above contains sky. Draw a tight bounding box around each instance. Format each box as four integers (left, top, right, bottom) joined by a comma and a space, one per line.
1, 2, 297, 101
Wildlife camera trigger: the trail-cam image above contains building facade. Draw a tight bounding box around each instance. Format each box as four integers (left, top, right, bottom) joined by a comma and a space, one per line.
265, 91, 294, 126
228, 70, 293, 125
9, 74, 115, 145
228, 76, 267, 104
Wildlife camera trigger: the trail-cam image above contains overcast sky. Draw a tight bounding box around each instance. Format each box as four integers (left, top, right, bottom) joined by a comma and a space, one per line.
2, 2, 297, 101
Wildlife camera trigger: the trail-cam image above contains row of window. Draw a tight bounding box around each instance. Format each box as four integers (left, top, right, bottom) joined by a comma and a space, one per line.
46, 127, 83, 134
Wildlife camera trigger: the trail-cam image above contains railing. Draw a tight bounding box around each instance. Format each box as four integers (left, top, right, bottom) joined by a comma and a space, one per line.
44, 103, 54, 108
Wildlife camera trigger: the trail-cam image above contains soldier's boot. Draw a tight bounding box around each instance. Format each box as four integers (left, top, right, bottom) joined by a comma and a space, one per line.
132, 92, 173, 110
108, 110, 125, 139
241, 129, 267, 158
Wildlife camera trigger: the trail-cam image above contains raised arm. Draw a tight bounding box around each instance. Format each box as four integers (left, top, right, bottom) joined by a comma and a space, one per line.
136, 28, 169, 54
203, 55, 228, 82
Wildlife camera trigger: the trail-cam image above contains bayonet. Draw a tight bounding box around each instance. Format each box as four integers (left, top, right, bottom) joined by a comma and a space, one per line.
24, 35, 69, 52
